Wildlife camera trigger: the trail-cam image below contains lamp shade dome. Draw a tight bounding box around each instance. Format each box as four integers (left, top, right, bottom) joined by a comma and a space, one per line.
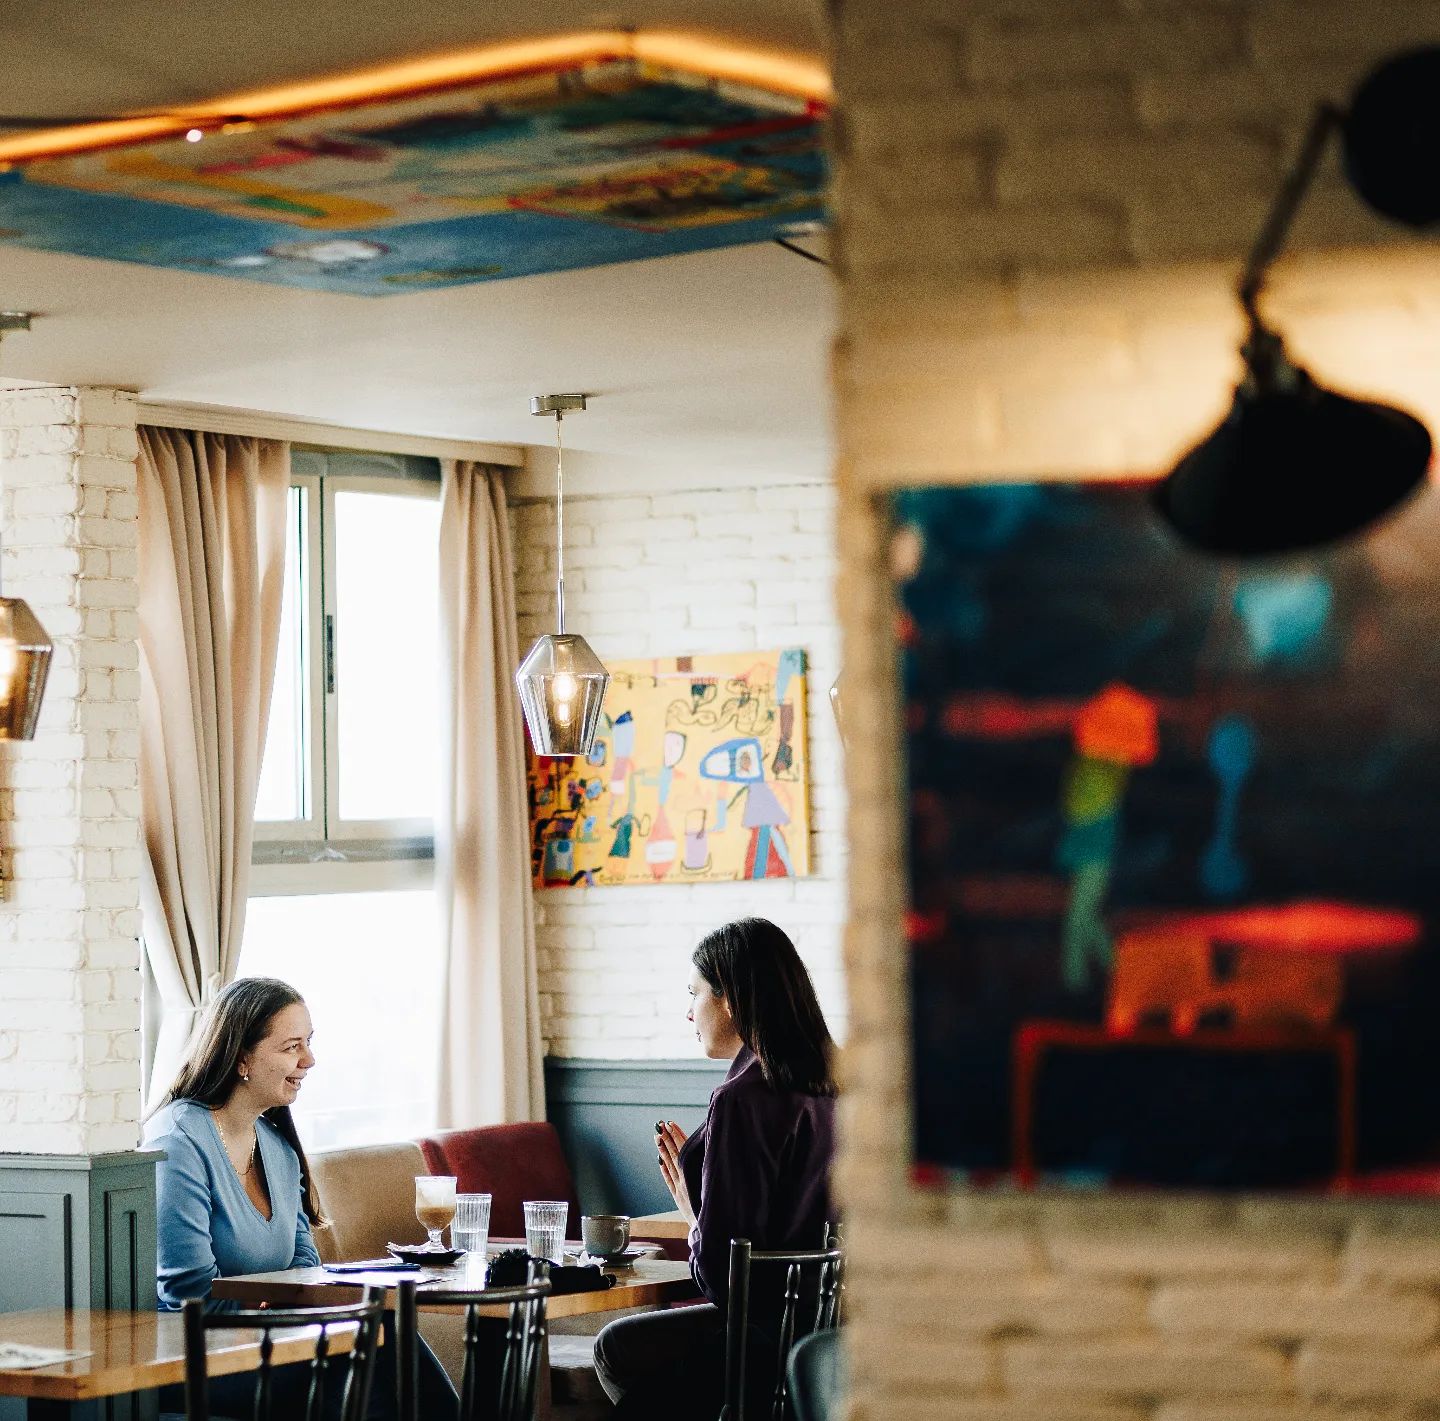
1343, 46, 1440, 228
1155, 367, 1432, 556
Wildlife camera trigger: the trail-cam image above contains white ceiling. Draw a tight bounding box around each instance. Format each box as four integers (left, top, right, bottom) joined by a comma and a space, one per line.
0, 0, 835, 488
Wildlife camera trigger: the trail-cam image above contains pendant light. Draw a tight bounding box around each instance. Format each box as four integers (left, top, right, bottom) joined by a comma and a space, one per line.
0, 311, 54, 739
1155, 47, 1440, 556
514, 393, 610, 757
0, 595, 53, 739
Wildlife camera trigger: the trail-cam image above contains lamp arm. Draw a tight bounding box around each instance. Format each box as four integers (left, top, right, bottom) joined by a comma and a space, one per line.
1238, 102, 1345, 328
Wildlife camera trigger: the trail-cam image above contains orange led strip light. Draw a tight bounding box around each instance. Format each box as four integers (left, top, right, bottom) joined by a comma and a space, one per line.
0, 31, 831, 165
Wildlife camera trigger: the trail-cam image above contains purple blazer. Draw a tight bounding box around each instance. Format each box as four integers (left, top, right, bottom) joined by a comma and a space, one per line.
678, 1046, 836, 1306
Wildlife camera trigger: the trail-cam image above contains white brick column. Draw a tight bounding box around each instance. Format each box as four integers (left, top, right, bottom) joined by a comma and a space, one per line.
830, 1, 1440, 1418
0, 385, 142, 1155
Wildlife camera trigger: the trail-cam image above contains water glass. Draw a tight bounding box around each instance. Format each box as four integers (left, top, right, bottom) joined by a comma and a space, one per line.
453, 1193, 492, 1255
523, 1200, 569, 1264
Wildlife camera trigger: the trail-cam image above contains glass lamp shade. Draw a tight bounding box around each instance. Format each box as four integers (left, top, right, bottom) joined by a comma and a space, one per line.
515, 632, 610, 757
1155, 365, 1432, 557
0, 596, 53, 740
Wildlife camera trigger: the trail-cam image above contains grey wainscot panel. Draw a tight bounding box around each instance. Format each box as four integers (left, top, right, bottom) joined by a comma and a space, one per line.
0, 1150, 161, 1421
545, 1059, 728, 1216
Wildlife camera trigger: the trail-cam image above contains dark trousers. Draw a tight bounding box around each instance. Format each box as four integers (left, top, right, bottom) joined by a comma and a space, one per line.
594, 1303, 727, 1421
158, 1317, 459, 1421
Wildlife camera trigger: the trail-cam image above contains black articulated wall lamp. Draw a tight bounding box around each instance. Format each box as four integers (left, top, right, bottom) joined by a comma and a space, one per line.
1155, 47, 1440, 557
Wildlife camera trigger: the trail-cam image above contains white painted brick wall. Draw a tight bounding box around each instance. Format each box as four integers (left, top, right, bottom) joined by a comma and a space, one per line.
0, 386, 141, 1154
832, 0, 1440, 1417
510, 482, 846, 1059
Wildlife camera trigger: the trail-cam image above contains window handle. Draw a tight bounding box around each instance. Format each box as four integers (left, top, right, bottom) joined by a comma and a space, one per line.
325, 614, 336, 694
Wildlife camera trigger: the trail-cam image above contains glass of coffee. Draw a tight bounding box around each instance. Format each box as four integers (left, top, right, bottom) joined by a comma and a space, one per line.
414, 1175, 457, 1251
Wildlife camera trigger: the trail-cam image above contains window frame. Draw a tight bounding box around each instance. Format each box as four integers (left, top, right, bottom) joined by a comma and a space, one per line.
252, 447, 442, 860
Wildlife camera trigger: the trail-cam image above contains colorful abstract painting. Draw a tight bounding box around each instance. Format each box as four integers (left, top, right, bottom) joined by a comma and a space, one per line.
527, 649, 810, 888
0, 61, 826, 294
895, 480, 1440, 1193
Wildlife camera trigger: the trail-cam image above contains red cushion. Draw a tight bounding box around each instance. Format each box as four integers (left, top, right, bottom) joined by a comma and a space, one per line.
419, 1123, 581, 1239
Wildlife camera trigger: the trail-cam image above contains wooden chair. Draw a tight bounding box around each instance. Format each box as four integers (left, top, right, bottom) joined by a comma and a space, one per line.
722, 1233, 844, 1421
180, 1286, 385, 1421
395, 1262, 552, 1421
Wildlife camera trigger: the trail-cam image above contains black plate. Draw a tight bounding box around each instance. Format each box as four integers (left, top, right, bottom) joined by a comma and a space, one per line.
386, 1243, 465, 1266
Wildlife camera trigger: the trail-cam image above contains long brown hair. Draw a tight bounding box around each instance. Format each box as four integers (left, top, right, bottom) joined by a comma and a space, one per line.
692, 918, 836, 1096
159, 977, 324, 1225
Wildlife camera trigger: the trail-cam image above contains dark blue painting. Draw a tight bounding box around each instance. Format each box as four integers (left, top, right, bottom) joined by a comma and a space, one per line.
894, 480, 1440, 1193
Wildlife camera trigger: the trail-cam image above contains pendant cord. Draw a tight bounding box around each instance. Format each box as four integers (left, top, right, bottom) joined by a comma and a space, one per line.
554, 412, 566, 636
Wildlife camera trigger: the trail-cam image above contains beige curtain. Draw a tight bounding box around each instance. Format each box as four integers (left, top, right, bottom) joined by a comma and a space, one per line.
436, 460, 544, 1124
138, 427, 289, 1105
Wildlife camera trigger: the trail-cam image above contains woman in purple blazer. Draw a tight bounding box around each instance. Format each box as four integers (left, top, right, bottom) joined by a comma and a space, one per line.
594, 917, 837, 1419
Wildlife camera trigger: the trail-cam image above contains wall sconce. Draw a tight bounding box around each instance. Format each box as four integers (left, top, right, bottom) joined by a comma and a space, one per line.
1155, 47, 1440, 556
514, 394, 610, 757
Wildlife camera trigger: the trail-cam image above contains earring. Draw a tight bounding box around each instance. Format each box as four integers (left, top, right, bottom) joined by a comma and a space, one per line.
240, 1072, 250, 1083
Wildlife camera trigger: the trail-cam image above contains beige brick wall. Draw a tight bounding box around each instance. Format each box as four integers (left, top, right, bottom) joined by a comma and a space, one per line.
831, 2, 1440, 1417
510, 483, 847, 1058
0, 386, 142, 1154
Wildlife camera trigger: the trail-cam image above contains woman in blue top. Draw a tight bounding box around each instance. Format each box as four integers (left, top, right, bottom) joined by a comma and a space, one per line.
146, 977, 457, 1420
146, 978, 323, 1311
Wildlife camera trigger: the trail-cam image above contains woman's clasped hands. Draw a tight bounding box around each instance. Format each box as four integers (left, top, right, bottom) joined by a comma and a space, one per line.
655, 1119, 695, 1227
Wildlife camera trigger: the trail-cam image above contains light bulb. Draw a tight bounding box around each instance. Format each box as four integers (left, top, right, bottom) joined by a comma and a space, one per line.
553, 698, 573, 726
552, 672, 577, 700
0, 636, 18, 694
185, 128, 204, 143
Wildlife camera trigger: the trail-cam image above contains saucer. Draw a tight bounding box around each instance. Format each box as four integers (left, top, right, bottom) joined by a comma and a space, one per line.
387, 1242, 465, 1267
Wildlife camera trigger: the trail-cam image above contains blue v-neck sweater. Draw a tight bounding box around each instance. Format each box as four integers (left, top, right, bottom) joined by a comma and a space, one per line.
146, 1099, 321, 1312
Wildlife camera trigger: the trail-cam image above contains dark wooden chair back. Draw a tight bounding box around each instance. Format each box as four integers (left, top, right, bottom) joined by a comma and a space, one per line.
395, 1261, 551, 1421
180, 1286, 384, 1421
723, 1231, 844, 1421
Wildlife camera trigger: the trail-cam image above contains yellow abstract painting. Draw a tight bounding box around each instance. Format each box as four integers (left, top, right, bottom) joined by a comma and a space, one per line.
527, 648, 811, 888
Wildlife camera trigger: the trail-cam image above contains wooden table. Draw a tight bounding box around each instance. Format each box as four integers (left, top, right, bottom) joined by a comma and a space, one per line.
214, 1255, 700, 1421
212, 1254, 699, 1318
629, 1210, 690, 1242
0, 1308, 357, 1421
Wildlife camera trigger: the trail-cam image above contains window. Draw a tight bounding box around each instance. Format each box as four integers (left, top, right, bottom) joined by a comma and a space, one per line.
240, 449, 446, 1149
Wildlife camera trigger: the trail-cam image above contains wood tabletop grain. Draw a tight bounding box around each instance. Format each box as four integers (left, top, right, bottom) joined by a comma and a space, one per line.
628, 1210, 690, 1241
0, 1308, 358, 1402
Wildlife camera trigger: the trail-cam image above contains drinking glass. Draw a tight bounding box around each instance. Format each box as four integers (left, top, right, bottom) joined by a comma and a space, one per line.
414, 1175, 457, 1252
523, 1200, 569, 1264
453, 1193, 492, 1256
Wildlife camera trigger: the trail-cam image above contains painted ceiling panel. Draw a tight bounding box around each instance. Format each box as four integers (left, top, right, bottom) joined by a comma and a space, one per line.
0, 60, 827, 295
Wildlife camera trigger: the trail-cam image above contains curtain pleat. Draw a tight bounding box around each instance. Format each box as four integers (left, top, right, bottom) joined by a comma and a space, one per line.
436, 460, 544, 1124
137, 427, 288, 1104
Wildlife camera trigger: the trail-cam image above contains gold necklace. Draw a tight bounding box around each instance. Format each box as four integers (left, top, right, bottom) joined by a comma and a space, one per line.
213, 1113, 258, 1176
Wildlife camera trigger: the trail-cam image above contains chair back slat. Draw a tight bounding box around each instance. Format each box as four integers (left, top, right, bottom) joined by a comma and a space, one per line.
517, 1262, 549, 1421
180, 1287, 384, 1421
181, 1300, 210, 1421
723, 1229, 845, 1421
395, 1262, 551, 1421
397, 1278, 420, 1421
723, 1238, 753, 1421
770, 1262, 803, 1421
